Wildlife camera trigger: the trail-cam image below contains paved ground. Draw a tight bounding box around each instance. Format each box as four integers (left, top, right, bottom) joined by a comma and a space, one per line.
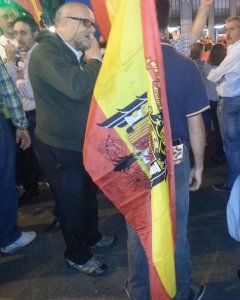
1, 132, 240, 300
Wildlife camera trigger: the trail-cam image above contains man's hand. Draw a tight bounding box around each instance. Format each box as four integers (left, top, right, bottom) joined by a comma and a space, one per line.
189, 0, 214, 45
189, 166, 203, 191
5, 41, 17, 63
17, 67, 24, 79
187, 114, 206, 192
85, 37, 102, 61
16, 128, 31, 150
201, 0, 214, 7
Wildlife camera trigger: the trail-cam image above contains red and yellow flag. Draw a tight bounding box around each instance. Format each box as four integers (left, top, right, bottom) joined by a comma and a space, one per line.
14, 0, 42, 23
90, 0, 119, 41
84, 0, 176, 299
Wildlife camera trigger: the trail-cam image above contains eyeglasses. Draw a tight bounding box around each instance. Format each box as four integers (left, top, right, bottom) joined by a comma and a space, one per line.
66, 16, 97, 29
0, 13, 17, 21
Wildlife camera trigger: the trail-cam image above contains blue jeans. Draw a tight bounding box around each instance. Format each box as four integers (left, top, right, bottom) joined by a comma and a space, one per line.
35, 138, 102, 264
127, 145, 191, 300
218, 97, 240, 187
0, 112, 21, 247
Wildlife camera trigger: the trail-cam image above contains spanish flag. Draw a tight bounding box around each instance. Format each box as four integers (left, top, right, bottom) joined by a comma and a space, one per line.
14, 0, 42, 23
84, 0, 176, 299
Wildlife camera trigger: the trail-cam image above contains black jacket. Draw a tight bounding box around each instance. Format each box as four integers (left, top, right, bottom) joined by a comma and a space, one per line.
29, 30, 102, 151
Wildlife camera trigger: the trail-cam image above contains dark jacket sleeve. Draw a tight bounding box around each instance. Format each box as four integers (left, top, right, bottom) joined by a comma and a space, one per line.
29, 45, 102, 101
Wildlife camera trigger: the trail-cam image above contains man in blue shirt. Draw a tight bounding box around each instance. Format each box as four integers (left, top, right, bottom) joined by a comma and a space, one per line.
126, 1, 209, 300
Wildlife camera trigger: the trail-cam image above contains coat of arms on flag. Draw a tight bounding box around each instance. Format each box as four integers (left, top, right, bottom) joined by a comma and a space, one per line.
84, 0, 176, 299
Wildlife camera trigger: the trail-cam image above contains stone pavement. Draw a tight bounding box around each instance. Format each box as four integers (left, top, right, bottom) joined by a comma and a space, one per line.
1, 133, 240, 300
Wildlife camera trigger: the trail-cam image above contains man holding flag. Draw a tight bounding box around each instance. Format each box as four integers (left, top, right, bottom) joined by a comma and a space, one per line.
126, 1, 209, 299
83, 0, 209, 299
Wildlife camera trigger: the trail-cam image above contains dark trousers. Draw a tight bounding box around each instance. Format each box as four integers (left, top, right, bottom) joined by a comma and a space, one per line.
209, 100, 224, 159
15, 110, 41, 191
16, 145, 39, 192
35, 138, 101, 264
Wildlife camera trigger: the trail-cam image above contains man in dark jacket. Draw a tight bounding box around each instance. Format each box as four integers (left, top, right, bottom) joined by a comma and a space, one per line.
29, 2, 117, 276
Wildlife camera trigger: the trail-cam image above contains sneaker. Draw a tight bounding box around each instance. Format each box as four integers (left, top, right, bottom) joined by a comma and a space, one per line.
91, 235, 118, 250
66, 257, 107, 276
189, 282, 205, 300
213, 183, 231, 192
1, 231, 37, 254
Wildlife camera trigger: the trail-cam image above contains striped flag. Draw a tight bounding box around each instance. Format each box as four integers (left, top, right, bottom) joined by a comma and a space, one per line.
14, 0, 42, 23
83, 0, 176, 298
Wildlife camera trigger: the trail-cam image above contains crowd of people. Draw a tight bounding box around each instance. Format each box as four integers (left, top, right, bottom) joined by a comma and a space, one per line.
0, 0, 239, 299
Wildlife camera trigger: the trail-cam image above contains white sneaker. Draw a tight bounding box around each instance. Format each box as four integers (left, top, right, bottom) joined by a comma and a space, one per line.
1, 231, 37, 254
66, 257, 107, 276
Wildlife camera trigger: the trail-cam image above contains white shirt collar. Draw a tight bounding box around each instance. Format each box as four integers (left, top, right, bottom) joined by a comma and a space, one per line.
57, 32, 83, 61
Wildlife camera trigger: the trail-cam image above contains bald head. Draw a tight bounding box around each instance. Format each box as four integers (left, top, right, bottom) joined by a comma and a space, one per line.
55, 3, 94, 27
54, 2, 96, 51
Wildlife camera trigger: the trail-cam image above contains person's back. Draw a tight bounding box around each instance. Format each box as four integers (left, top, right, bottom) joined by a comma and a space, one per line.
161, 41, 207, 140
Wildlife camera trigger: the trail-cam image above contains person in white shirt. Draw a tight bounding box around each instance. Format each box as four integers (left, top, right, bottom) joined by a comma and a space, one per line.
0, 3, 18, 61
5, 16, 42, 203
208, 16, 240, 192
5, 16, 39, 113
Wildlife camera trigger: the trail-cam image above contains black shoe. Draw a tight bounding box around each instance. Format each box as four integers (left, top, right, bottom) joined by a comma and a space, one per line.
66, 257, 107, 276
19, 190, 39, 204
213, 183, 231, 192
91, 235, 118, 250
189, 283, 205, 300
45, 218, 61, 233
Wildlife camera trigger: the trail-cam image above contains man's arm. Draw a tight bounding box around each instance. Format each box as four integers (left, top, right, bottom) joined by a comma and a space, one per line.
187, 113, 206, 191
188, 0, 214, 45
0, 59, 31, 149
170, 0, 213, 56
29, 38, 102, 101
207, 49, 240, 83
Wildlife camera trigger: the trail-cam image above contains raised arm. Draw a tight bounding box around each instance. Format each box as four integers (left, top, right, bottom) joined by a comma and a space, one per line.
189, 0, 214, 45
